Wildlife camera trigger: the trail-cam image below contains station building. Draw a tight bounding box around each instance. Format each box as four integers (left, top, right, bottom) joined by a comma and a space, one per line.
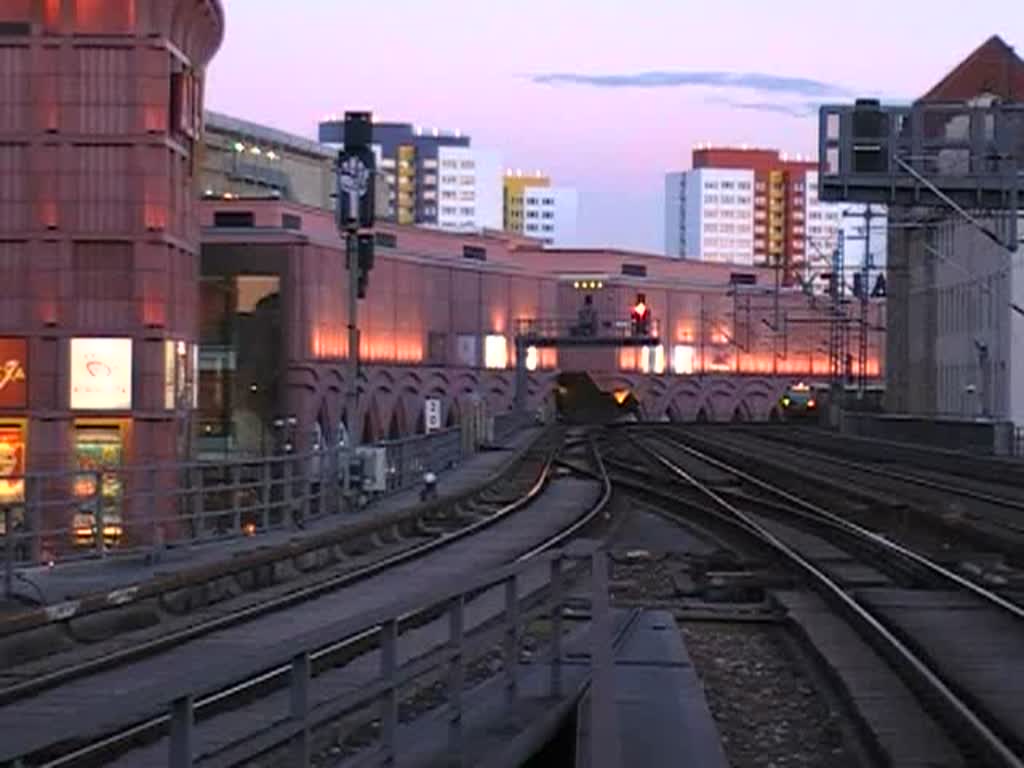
198, 197, 884, 456
885, 36, 1024, 425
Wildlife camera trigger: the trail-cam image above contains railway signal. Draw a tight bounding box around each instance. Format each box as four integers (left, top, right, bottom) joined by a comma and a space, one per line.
631, 293, 650, 336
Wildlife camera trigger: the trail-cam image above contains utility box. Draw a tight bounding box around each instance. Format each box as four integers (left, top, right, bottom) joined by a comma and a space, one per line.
356, 446, 388, 492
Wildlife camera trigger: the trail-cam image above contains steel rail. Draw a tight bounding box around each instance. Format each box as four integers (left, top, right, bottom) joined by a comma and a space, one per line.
30, 430, 612, 768
634, 433, 1024, 768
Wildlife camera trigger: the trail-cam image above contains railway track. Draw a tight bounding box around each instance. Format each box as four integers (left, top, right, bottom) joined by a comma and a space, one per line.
617, 429, 1024, 768
661, 425, 1024, 572
0, 427, 612, 767
0, 429, 562, 698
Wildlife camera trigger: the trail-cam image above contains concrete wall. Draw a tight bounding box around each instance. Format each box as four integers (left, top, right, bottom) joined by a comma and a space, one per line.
840, 412, 1014, 456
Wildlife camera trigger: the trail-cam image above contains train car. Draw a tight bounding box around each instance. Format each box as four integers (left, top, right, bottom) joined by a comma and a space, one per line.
779, 382, 821, 421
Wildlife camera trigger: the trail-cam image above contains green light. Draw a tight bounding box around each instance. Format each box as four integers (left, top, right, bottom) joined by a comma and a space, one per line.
781, 397, 791, 407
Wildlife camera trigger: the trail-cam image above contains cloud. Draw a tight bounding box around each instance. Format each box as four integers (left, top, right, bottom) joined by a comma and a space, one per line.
703, 95, 822, 118
530, 70, 850, 99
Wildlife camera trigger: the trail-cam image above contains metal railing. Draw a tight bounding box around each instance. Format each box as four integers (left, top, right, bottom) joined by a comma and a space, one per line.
0, 422, 532, 594
44, 545, 616, 768
514, 317, 661, 341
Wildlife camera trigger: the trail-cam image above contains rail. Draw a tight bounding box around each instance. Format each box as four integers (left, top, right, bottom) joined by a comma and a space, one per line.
514, 317, 661, 341
4, 432, 616, 768
637, 432, 1024, 768
144, 547, 609, 768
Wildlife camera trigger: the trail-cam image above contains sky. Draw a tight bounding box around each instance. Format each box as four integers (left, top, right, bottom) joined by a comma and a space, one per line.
206, 0, 1021, 253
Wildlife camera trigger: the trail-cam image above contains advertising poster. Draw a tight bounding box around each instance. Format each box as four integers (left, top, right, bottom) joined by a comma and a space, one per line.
70, 338, 132, 411
0, 425, 24, 505
0, 338, 27, 409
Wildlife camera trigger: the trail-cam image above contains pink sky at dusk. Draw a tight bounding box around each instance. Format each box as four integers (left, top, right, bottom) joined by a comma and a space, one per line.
207, 0, 1021, 252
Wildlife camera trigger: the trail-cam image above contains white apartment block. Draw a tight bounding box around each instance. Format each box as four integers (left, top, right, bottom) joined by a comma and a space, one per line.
665, 169, 755, 265
522, 187, 578, 246
437, 146, 503, 232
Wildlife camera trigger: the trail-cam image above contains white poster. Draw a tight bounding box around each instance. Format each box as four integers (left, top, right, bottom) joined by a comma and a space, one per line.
455, 335, 478, 368
424, 399, 442, 433
70, 338, 133, 411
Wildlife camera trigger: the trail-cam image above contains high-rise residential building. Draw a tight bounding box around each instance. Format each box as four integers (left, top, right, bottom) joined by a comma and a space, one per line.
666, 147, 853, 281
503, 170, 579, 246
319, 118, 502, 232
665, 167, 756, 264
504, 171, 550, 231
437, 145, 503, 232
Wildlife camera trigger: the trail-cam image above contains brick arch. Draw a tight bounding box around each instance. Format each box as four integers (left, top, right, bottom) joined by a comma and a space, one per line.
702, 379, 740, 423
736, 378, 781, 422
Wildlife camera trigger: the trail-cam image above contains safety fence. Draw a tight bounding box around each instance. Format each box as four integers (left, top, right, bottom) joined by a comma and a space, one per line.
1, 412, 531, 591
75, 545, 615, 768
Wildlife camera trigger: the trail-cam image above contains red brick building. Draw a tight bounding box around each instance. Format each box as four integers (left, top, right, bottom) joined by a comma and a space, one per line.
0, 0, 223, 538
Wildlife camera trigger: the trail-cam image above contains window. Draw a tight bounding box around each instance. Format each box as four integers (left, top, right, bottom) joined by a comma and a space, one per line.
459, 206, 474, 215
458, 175, 474, 185
737, 196, 751, 205
213, 211, 254, 227
422, 159, 438, 170
622, 263, 647, 277
755, 181, 766, 191
526, 224, 538, 232
484, 334, 507, 368
281, 213, 302, 230
704, 181, 719, 190
755, 225, 766, 234
755, 196, 767, 206
704, 195, 718, 204
375, 231, 398, 248
542, 211, 554, 219
755, 211, 767, 220
721, 195, 736, 205
463, 245, 486, 261
422, 190, 437, 201
441, 175, 457, 184
705, 209, 718, 219
704, 223, 718, 233
460, 160, 476, 169
543, 198, 554, 205
441, 159, 458, 169
542, 224, 554, 232
441, 206, 457, 215
721, 181, 735, 190
738, 181, 752, 190
526, 210, 538, 218
441, 190, 456, 200
422, 174, 438, 185
458, 190, 475, 201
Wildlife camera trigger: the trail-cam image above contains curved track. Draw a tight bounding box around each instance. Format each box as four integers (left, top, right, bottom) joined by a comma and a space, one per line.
626, 429, 1024, 768
3, 429, 612, 767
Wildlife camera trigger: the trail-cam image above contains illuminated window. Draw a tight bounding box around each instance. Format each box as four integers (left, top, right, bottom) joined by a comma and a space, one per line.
640, 345, 666, 374
484, 335, 508, 369
673, 345, 696, 375
525, 346, 539, 372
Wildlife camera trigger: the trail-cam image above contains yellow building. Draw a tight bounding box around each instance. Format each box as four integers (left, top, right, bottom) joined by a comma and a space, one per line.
503, 170, 550, 232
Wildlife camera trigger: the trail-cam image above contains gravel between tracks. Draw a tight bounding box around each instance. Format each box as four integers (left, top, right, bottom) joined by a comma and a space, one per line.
681, 621, 860, 768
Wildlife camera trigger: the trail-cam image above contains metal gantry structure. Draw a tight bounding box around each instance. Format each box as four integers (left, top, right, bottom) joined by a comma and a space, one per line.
818, 98, 1023, 404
